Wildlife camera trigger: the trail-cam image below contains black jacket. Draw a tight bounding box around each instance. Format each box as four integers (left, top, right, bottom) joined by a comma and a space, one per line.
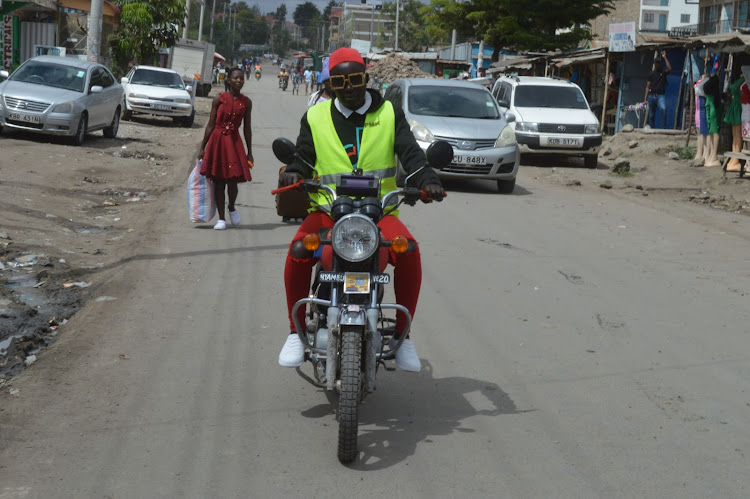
286, 89, 441, 189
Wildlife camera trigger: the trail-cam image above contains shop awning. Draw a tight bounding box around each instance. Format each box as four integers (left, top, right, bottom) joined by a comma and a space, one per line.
552, 50, 606, 68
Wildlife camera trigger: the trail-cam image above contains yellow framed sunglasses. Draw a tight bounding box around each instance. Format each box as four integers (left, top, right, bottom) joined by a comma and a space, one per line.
329, 72, 366, 90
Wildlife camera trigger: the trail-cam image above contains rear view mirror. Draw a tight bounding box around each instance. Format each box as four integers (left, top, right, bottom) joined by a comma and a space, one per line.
90, 85, 103, 94
272, 138, 297, 164
590, 103, 603, 113
426, 140, 454, 169
120, 77, 128, 85
185, 85, 193, 93
498, 99, 510, 108
505, 112, 516, 123
0, 70, 9, 79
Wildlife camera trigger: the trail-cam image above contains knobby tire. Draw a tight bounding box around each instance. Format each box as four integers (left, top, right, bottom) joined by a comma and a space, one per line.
337, 327, 362, 464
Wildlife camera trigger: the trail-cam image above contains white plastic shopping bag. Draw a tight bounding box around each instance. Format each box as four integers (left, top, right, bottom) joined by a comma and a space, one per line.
187, 160, 216, 223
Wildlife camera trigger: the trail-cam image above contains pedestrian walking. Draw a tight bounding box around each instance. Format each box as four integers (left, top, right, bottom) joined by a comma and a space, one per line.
315, 69, 323, 91
307, 58, 332, 108
198, 67, 254, 230
304, 67, 313, 95
292, 71, 301, 95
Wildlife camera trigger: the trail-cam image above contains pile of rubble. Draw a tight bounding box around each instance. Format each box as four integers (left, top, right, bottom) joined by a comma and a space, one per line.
367, 53, 438, 83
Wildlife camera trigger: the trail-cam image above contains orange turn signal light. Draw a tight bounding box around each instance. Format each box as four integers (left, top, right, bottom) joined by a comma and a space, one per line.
303, 233, 321, 251
392, 235, 408, 254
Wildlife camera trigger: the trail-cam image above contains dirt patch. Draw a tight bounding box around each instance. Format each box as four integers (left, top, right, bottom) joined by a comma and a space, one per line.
0, 92, 214, 386
367, 53, 438, 83
530, 129, 750, 217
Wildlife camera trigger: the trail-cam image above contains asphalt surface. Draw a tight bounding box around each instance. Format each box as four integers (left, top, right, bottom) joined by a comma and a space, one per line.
1, 65, 750, 498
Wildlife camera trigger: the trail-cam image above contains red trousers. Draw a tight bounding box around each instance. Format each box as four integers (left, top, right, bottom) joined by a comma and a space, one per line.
285, 212, 422, 334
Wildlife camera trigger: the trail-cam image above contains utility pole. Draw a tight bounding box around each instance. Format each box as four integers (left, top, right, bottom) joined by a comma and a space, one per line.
183, 0, 191, 39
476, 39, 484, 78
369, 4, 374, 48
198, 0, 205, 41
86, 0, 104, 63
209, 0, 216, 42
395, 0, 399, 51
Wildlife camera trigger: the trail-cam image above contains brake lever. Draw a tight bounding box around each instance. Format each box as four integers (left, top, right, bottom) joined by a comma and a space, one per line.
271, 180, 303, 195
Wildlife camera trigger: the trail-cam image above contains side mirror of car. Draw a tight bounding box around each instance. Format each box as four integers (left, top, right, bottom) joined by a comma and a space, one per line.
120, 77, 128, 85
590, 103, 603, 113
498, 99, 510, 109
185, 85, 193, 93
0, 70, 9, 79
426, 140, 454, 169
90, 85, 103, 94
505, 112, 516, 123
272, 138, 297, 164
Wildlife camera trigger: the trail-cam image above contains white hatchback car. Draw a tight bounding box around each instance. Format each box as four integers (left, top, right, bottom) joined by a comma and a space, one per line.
492, 76, 602, 168
120, 66, 195, 127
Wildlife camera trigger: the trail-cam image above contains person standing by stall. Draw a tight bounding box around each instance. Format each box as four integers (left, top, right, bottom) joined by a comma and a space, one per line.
644, 51, 672, 129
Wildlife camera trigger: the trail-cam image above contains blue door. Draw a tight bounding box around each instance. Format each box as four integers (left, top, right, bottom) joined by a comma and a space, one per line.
659, 14, 667, 31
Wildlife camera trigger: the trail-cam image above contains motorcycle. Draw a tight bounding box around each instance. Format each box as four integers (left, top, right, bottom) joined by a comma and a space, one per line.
279, 74, 289, 91
270, 138, 452, 463
255, 70, 261, 81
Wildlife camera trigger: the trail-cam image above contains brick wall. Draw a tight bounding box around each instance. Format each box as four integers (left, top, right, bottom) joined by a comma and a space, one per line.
590, 0, 642, 41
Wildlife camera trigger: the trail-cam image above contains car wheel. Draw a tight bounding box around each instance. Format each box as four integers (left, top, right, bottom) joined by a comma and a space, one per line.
584, 155, 598, 169
182, 109, 195, 128
72, 113, 88, 146
497, 178, 515, 194
103, 107, 120, 138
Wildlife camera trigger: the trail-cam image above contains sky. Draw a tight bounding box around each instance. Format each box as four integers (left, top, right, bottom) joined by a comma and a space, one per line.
246, 0, 386, 20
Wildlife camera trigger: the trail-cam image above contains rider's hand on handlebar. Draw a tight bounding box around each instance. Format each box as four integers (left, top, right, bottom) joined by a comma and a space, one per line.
280, 171, 302, 187
422, 183, 446, 202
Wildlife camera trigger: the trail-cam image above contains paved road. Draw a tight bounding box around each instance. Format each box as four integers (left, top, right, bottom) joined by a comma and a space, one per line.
2, 64, 750, 498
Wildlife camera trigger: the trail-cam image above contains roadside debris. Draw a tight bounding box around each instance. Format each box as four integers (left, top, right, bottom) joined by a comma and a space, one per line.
367, 53, 438, 83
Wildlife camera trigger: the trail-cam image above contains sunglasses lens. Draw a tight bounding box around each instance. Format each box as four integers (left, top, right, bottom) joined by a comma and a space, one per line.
349, 74, 365, 86
330, 75, 345, 89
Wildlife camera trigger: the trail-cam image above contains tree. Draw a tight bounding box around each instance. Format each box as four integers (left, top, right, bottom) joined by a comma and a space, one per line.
274, 3, 287, 22
293, 2, 321, 27
423, 0, 615, 60
323, 0, 340, 23
109, 0, 186, 75
382, 0, 435, 52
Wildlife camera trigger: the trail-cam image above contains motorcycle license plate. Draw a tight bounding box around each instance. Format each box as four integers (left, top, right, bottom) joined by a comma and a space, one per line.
344, 273, 370, 294
319, 271, 390, 287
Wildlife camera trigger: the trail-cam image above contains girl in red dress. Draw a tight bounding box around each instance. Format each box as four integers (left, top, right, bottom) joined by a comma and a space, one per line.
198, 67, 254, 230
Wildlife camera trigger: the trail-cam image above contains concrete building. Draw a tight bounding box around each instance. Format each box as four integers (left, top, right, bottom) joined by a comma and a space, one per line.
336, 2, 395, 53
589, 0, 698, 39
640, 0, 699, 33
692, 0, 750, 34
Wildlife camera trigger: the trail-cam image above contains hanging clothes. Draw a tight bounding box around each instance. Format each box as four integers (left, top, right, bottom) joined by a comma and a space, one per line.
724, 76, 744, 125
741, 80, 750, 139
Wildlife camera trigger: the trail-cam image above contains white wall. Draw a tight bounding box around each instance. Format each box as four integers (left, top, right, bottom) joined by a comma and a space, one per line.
639, 0, 700, 31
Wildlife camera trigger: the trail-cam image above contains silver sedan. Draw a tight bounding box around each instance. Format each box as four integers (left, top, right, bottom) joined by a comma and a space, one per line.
0, 56, 123, 145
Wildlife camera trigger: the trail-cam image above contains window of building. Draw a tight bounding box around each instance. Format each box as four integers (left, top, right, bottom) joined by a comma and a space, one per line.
644, 12, 655, 24
681, 13, 690, 23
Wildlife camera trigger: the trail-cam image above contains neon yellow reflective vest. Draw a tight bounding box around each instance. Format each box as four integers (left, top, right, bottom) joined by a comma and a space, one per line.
307, 99, 399, 216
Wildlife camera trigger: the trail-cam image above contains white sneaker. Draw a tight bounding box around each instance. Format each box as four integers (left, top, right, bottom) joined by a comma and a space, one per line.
389, 337, 422, 372
213, 220, 227, 230
229, 210, 241, 226
279, 334, 305, 367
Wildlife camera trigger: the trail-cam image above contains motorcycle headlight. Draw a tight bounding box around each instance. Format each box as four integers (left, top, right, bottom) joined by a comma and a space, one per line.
585, 124, 599, 134
408, 119, 434, 143
331, 214, 379, 262
52, 101, 74, 113
516, 122, 538, 133
494, 124, 516, 148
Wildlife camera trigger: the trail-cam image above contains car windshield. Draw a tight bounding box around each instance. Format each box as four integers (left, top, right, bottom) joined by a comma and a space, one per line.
131, 69, 185, 89
514, 85, 589, 109
408, 86, 500, 119
9, 61, 86, 92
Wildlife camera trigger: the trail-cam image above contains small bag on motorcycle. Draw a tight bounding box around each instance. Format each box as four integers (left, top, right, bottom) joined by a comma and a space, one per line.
276, 165, 310, 221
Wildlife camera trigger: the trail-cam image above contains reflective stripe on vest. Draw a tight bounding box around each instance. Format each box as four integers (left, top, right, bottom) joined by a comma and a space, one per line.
307, 99, 398, 215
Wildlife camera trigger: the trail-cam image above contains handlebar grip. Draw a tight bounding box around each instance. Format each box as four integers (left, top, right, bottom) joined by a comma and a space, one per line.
271, 180, 303, 195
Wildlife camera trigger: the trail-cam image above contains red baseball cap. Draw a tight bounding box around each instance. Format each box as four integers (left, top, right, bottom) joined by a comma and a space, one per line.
328, 48, 365, 71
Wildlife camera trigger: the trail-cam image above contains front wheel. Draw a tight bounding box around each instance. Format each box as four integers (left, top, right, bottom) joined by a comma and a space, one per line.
338, 327, 362, 464
584, 155, 598, 169
103, 107, 120, 138
72, 113, 87, 146
497, 178, 516, 194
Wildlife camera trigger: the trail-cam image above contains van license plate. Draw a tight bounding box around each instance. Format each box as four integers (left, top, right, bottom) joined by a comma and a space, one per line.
543, 136, 582, 148
151, 104, 171, 111
453, 155, 487, 165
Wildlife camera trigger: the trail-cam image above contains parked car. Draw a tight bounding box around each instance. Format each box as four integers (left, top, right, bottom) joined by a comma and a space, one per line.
491, 76, 602, 168
0, 56, 123, 145
385, 78, 519, 193
120, 66, 195, 127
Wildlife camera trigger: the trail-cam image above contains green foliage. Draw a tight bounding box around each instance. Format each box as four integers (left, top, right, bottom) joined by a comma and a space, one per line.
109, 0, 186, 74
323, 1, 341, 22
382, 0, 435, 52
294, 2, 321, 27
424, 0, 615, 60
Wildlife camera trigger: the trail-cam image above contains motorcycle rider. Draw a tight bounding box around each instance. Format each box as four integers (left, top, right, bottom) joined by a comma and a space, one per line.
277, 47, 446, 372
278, 67, 289, 88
